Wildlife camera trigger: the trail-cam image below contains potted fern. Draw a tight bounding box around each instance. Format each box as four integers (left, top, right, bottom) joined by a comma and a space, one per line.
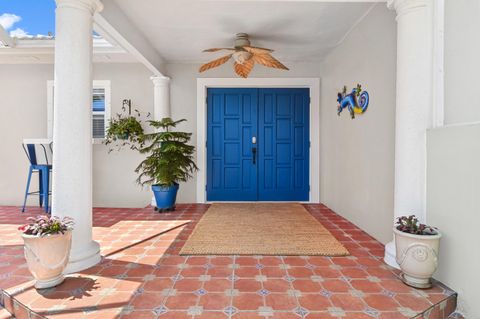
104, 100, 149, 152
135, 118, 197, 212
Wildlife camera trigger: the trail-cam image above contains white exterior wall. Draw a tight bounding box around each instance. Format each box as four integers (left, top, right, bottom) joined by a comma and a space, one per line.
427, 123, 480, 318
0, 62, 322, 206
166, 62, 323, 203
0, 64, 52, 206
319, 4, 397, 244
424, 0, 480, 317
0, 63, 154, 208
444, 0, 480, 125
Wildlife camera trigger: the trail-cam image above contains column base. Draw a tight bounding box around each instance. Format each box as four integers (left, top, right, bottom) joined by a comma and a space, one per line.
34, 274, 65, 289
64, 240, 101, 274
151, 196, 156, 207
384, 240, 400, 269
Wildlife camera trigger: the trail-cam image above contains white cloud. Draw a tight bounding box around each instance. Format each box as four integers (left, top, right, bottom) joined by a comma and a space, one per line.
0, 13, 21, 30
9, 27, 32, 38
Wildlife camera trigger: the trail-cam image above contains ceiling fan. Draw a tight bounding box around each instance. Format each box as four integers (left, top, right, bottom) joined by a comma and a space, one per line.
199, 33, 289, 78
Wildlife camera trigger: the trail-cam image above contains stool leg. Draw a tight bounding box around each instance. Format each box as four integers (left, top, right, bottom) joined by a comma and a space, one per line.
42, 167, 50, 213
22, 166, 33, 213
48, 168, 52, 214
39, 169, 44, 208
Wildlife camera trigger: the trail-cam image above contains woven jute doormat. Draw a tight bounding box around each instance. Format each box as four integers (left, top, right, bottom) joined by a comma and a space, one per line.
180, 203, 349, 256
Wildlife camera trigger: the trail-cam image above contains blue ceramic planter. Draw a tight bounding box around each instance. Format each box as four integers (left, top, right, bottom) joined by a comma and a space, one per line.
152, 183, 179, 211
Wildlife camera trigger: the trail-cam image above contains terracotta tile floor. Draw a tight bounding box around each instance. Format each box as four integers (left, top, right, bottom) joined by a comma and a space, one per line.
0, 204, 457, 319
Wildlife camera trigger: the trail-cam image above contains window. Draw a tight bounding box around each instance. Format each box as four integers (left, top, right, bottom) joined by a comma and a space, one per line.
47, 80, 111, 141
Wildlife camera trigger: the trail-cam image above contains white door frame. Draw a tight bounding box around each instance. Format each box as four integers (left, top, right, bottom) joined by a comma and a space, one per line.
196, 77, 321, 203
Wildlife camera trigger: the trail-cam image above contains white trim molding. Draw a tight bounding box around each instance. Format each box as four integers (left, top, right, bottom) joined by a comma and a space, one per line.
55, 0, 103, 14
431, 0, 445, 128
196, 77, 321, 204
0, 25, 15, 48
387, 0, 428, 19
47, 80, 112, 143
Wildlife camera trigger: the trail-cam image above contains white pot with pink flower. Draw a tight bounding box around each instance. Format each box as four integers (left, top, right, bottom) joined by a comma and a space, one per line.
394, 215, 441, 289
19, 216, 74, 289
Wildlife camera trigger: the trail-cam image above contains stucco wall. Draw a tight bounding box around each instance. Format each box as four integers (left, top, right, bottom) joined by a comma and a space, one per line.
444, 0, 480, 125
319, 4, 397, 244
0, 61, 323, 207
424, 0, 480, 317
0, 63, 154, 208
165, 62, 323, 203
427, 123, 480, 318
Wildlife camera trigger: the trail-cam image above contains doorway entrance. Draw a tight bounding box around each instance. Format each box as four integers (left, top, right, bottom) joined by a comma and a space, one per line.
206, 88, 310, 201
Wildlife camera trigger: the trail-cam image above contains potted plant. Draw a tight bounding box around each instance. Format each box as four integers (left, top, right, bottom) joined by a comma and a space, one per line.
104, 102, 148, 152
394, 215, 442, 288
135, 118, 198, 212
18, 215, 74, 289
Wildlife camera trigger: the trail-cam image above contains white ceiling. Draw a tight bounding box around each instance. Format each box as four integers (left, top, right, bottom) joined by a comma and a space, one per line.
115, 1, 375, 63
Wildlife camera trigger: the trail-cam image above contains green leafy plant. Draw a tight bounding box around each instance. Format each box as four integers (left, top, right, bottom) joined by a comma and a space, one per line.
135, 118, 198, 187
18, 216, 74, 236
396, 215, 437, 235
104, 107, 149, 152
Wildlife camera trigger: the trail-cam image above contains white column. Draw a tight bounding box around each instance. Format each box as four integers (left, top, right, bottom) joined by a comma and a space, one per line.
52, 0, 103, 273
384, 0, 433, 268
150, 76, 171, 206
151, 76, 171, 120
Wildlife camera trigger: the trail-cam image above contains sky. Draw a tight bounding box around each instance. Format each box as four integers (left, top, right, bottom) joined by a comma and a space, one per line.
0, 0, 56, 38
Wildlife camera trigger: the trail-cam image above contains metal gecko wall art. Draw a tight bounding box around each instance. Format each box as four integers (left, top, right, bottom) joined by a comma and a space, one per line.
337, 84, 369, 119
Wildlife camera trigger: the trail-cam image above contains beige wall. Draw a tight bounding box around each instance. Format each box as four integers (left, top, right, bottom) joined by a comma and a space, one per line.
444, 0, 480, 125
319, 4, 397, 244
0, 64, 52, 206
427, 123, 480, 318
0, 63, 154, 208
165, 62, 323, 203
0, 61, 323, 207
424, 0, 480, 317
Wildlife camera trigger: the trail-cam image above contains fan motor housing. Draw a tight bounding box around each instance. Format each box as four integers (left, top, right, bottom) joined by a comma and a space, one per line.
234, 33, 251, 49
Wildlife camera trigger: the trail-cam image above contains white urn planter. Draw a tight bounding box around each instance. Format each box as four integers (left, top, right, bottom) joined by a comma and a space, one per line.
393, 227, 441, 289
22, 230, 72, 289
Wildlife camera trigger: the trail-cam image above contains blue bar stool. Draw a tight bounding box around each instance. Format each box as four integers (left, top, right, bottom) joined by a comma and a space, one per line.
21, 143, 52, 213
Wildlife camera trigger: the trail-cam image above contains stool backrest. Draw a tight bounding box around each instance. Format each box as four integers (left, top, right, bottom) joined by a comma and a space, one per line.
22, 143, 50, 166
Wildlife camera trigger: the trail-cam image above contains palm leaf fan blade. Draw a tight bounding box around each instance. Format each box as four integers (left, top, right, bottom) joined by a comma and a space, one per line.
252, 53, 289, 70
203, 48, 235, 52
234, 58, 254, 78
243, 46, 274, 54
199, 54, 233, 73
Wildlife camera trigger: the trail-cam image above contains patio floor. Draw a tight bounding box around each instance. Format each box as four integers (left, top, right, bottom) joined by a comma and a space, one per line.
0, 204, 457, 319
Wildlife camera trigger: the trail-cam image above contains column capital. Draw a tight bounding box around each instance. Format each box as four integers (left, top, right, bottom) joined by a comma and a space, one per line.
56, 0, 103, 15
387, 0, 428, 19
151, 76, 171, 87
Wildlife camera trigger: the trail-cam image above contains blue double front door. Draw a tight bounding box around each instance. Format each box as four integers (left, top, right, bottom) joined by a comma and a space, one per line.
207, 88, 310, 201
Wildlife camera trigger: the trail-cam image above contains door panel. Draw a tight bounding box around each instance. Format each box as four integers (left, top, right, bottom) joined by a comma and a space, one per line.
207, 88, 309, 201
207, 88, 258, 201
258, 88, 310, 201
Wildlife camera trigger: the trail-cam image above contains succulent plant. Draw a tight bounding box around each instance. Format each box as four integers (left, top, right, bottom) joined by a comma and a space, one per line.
18, 215, 74, 236
395, 215, 437, 235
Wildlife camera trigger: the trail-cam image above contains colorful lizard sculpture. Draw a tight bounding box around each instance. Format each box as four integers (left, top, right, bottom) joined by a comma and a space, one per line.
337, 84, 369, 119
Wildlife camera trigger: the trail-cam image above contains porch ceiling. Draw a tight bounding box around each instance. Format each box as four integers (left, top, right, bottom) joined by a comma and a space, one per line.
114, 0, 376, 63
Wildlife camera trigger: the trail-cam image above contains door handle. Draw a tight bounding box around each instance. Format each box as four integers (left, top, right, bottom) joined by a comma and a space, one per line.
252, 147, 257, 165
